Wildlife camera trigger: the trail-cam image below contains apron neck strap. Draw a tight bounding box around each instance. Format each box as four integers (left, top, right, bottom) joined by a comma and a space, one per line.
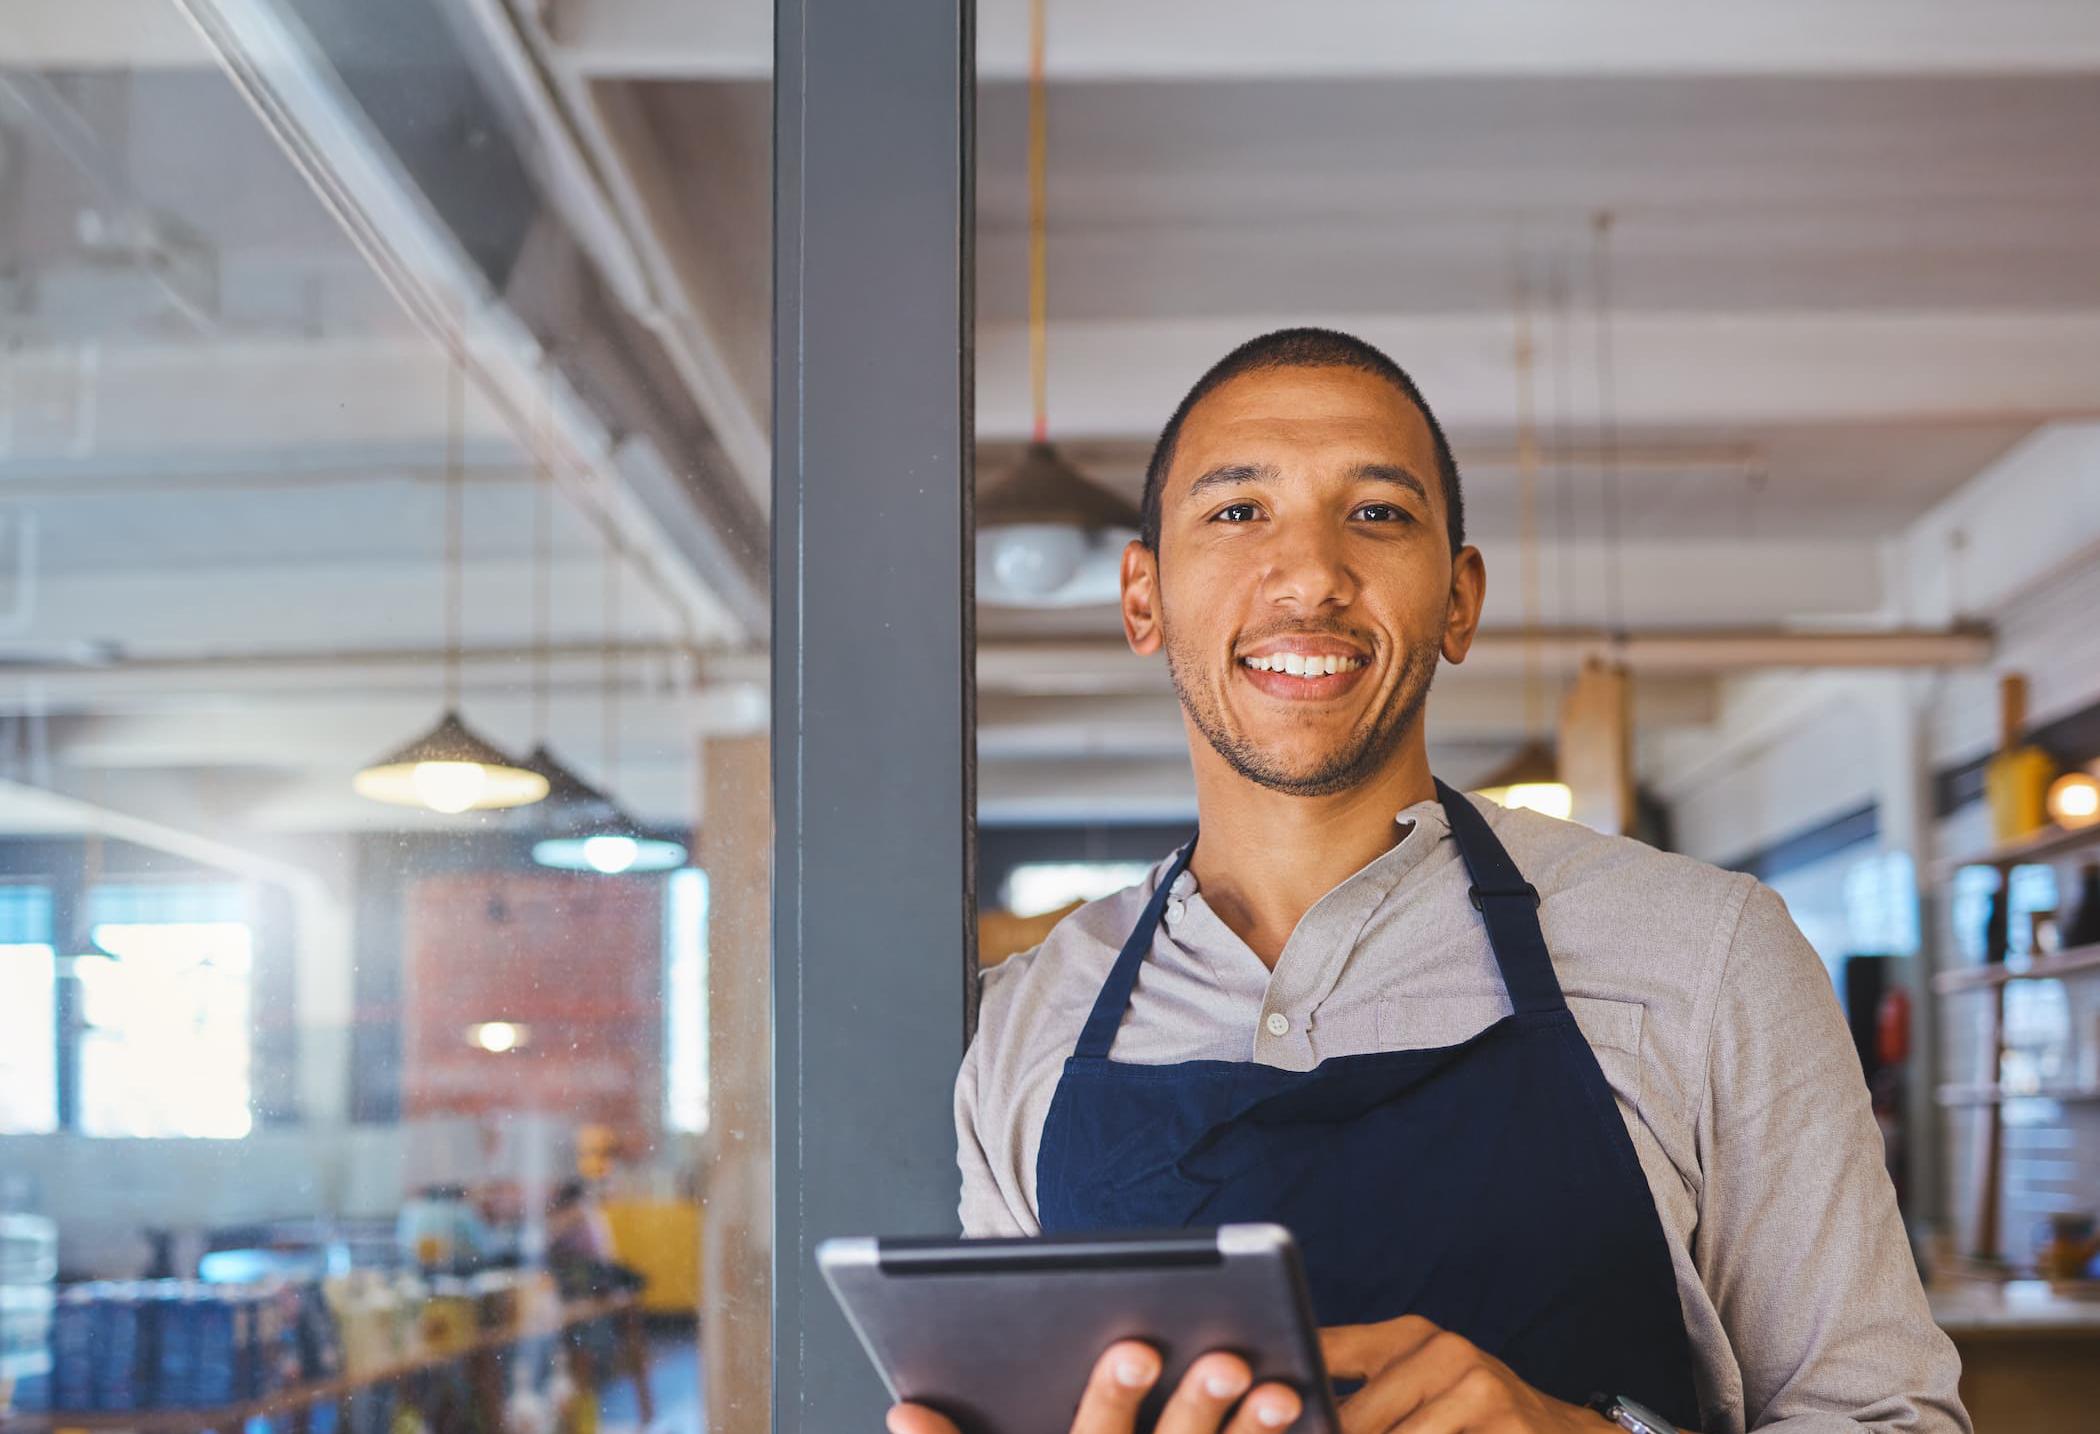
1434, 779, 1566, 1017
1070, 784, 1564, 1061
1072, 840, 1195, 1059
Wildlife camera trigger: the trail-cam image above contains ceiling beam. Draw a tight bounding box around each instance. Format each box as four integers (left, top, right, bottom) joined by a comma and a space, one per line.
450, 0, 772, 501
173, 0, 767, 639
0, 559, 736, 661
545, 0, 2100, 80
978, 311, 2100, 441
0, 1, 213, 69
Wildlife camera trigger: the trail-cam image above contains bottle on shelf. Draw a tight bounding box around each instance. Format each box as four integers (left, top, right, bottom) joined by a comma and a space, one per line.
1984, 674, 2057, 844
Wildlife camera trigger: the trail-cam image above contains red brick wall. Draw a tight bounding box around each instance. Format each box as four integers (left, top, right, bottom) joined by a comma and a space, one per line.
402, 872, 662, 1141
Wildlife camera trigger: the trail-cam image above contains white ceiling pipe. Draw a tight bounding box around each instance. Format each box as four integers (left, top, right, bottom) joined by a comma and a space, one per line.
542, 0, 2100, 82
970, 626, 1992, 695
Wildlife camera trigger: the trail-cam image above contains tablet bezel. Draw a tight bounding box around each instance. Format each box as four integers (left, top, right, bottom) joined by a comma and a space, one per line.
818, 1223, 1339, 1434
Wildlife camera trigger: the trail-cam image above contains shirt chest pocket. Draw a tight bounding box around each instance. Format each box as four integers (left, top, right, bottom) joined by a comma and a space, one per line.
1372, 993, 1647, 1104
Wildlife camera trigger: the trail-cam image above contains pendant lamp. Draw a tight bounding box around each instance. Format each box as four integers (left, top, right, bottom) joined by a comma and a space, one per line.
355, 711, 549, 814
530, 527, 685, 874
977, 0, 1140, 608
354, 355, 548, 813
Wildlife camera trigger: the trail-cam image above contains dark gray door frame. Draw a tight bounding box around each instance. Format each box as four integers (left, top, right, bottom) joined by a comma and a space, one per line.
772, 1, 977, 1428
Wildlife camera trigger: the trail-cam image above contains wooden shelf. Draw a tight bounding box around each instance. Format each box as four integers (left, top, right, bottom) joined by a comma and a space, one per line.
1937, 1082, 2100, 1108
1934, 943, 2100, 994
1939, 820, 2100, 877
0, 1293, 638, 1434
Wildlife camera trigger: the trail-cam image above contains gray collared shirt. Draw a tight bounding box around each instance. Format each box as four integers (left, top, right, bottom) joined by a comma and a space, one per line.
956, 793, 1968, 1434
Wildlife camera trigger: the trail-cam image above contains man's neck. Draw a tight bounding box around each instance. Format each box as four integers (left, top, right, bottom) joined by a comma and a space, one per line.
1185, 738, 1436, 967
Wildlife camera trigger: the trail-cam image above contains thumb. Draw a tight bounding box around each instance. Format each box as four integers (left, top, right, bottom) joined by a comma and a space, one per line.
888, 1403, 963, 1434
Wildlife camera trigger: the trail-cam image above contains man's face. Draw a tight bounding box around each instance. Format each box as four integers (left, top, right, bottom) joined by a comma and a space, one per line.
1121, 365, 1484, 797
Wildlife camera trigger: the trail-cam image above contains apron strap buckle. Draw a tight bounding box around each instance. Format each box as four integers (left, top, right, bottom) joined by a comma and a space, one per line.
1468, 882, 1541, 912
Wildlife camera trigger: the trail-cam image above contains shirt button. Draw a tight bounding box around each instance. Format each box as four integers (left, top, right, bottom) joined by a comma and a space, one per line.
1166, 898, 1186, 925
1264, 1011, 1290, 1037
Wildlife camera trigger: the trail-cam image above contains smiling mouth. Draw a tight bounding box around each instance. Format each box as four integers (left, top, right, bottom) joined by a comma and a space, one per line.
1240, 653, 1367, 677
1235, 648, 1373, 700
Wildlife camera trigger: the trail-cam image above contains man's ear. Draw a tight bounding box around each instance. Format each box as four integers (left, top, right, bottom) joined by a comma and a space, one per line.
1121, 540, 1163, 656
1440, 546, 1486, 665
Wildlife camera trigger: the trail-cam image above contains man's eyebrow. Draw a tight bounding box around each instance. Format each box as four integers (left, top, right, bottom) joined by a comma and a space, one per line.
1183, 461, 1431, 503
1184, 462, 1280, 497
1351, 463, 1430, 501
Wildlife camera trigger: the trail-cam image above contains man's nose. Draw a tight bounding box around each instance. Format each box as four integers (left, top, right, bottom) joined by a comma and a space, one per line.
1259, 523, 1355, 611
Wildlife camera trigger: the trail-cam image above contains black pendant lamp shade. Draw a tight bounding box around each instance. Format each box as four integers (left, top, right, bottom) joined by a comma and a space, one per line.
513, 743, 621, 831
979, 441, 1141, 530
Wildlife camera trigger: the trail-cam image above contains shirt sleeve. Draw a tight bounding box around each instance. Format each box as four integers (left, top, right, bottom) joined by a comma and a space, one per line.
956, 1014, 1031, 1237
1694, 883, 1969, 1433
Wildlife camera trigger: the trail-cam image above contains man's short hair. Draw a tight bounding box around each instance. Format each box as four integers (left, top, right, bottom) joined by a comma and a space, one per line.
1139, 327, 1465, 555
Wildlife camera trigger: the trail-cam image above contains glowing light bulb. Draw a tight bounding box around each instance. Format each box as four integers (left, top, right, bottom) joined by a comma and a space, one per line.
582, 835, 642, 874
979, 525, 1088, 599
469, 1021, 525, 1053
411, 761, 489, 814
2048, 771, 2100, 829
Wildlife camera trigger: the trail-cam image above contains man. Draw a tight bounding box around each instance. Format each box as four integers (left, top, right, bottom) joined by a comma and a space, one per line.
892, 330, 1967, 1434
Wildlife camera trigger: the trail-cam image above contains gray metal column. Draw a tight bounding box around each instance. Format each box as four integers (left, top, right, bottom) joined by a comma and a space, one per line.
773, 0, 976, 1428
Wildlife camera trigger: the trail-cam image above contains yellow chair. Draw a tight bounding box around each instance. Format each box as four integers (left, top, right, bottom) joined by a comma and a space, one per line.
602, 1201, 703, 1316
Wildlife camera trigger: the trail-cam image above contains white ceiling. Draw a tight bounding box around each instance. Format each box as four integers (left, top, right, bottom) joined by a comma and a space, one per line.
976, 73, 2100, 321
3, 0, 2097, 840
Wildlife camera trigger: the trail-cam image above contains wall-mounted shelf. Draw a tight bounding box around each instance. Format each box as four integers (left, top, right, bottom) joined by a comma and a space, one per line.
1937, 1083, 2100, 1108
1934, 944, 2100, 994
1938, 820, 2100, 878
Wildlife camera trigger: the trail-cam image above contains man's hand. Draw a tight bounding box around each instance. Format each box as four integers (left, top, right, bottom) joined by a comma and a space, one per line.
1321, 1317, 1622, 1434
886, 1340, 1305, 1434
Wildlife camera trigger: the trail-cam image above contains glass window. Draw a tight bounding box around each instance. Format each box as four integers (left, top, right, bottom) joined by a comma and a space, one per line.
0, 886, 57, 1135
0, 9, 772, 1427
664, 868, 711, 1136
75, 883, 253, 1139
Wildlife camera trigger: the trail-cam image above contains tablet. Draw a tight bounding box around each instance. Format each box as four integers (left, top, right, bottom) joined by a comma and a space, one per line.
817, 1224, 1338, 1434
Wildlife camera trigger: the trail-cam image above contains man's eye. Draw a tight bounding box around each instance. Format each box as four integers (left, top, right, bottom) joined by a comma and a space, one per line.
1214, 502, 1260, 523
1354, 503, 1412, 523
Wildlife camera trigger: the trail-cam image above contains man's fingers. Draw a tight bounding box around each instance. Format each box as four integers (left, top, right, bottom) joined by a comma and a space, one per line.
1222, 1381, 1306, 1434
1153, 1353, 1255, 1434
1337, 1331, 1481, 1434
1071, 1340, 1163, 1434
1319, 1315, 1440, 1380
886, 1403, 962, 1434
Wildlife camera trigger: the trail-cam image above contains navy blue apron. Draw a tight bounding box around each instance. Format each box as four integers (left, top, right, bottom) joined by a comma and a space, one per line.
1036, 781, 1702, 1429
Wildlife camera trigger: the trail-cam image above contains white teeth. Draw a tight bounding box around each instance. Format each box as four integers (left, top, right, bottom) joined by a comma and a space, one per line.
1243, 653, 1364, 677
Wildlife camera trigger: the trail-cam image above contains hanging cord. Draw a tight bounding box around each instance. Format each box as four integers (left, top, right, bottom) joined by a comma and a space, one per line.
1549, 265, 1577, 636
443, 355, 464, 712
1027, 0, 1049, 442
1591, 211, 1625, 641
603, 535, 621, 792
1512, 263, 1544, 742
532, 364, 554, 746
